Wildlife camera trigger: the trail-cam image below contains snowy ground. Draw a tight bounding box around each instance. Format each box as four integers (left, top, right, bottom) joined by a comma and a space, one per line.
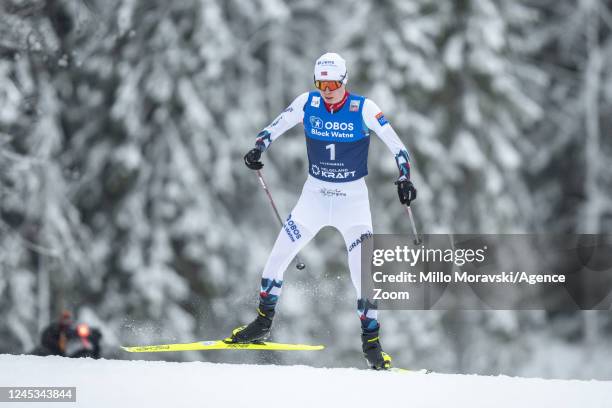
0, 354, 610, 408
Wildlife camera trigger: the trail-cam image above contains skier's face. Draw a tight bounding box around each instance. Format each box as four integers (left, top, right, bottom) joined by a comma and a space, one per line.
319, 84, 346, 104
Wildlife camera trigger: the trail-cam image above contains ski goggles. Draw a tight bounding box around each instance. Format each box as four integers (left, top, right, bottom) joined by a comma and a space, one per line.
314, 80, 343, 91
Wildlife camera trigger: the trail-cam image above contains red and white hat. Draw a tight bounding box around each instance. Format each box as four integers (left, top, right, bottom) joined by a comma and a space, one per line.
314, 52, 348, 84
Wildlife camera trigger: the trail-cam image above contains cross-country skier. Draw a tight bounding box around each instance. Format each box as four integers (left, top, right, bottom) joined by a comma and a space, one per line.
226, 53, 417, 370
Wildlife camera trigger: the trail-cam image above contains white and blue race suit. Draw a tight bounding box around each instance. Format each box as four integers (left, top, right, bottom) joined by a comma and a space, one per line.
254, 91, 412, 323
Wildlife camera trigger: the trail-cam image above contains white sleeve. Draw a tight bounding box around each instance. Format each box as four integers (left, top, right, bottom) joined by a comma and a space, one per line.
255, 92, 308, 151
362, 98, 412, 177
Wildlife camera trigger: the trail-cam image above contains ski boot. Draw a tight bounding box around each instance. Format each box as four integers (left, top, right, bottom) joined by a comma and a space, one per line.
224, 307, 275, 344
362, 329, 392, 370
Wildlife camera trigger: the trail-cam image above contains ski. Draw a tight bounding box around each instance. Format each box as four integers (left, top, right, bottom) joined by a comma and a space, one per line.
388, 367, 433, 374
121, 340, 325, 353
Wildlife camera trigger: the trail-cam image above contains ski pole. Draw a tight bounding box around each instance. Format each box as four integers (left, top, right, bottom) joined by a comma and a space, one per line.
403, 205, 422, 245
256, 170, 306, 270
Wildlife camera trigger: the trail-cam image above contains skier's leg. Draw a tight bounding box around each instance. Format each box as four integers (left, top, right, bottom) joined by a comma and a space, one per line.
258, 176, 329, 311
342, 224, 391, 369
342, 224, 378, 327
228, 178, 326, 343
258, 216, 318, 311
331, 179, 376, 324
334, 181, 391, 369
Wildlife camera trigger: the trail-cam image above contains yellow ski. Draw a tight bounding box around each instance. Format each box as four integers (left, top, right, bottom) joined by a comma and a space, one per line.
389, 367, 433, 374
122, 340, 325, 353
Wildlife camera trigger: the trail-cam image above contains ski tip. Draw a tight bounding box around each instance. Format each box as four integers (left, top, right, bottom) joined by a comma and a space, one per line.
121, 345, 172, 353
389, 367, 432, 374
232, 342, 325, 351
293, 344, 325, 350
296, 344, 325, 351
228, 343, 326, 351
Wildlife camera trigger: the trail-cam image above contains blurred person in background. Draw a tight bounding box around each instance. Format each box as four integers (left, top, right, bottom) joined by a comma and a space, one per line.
31, 310, 102, 359
228, 53, 417, 370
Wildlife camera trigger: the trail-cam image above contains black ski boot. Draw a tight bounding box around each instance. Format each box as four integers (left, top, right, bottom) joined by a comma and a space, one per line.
224, 307, 275, 344
362, 329, 392, 370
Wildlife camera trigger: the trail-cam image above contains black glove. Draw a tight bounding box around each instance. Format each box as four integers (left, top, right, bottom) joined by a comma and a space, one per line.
395, 176, 417, 205
244, 148, 263, 170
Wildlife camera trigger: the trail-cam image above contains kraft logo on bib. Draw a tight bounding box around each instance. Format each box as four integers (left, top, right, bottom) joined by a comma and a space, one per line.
311, 164, 357, 180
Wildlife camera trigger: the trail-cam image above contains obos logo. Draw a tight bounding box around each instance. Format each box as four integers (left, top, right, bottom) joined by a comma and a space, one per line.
310, 116, 354, 132
310, 116, 324, 129
324, 121, 354, 131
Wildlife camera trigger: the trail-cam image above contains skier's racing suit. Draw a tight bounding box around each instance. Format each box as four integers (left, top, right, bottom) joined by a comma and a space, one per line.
253, 90, 413, 327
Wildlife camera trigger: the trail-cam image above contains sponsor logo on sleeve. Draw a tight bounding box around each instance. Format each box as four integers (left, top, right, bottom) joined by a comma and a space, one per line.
376, 112, 389, 127
270, 116, 282, 127
311, 96, 321, 108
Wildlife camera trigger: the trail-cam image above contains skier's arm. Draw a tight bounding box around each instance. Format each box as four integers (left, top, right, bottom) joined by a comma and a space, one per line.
363, 99, 417, 205
254, 92, 309, 152
362, 99, 412, 179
